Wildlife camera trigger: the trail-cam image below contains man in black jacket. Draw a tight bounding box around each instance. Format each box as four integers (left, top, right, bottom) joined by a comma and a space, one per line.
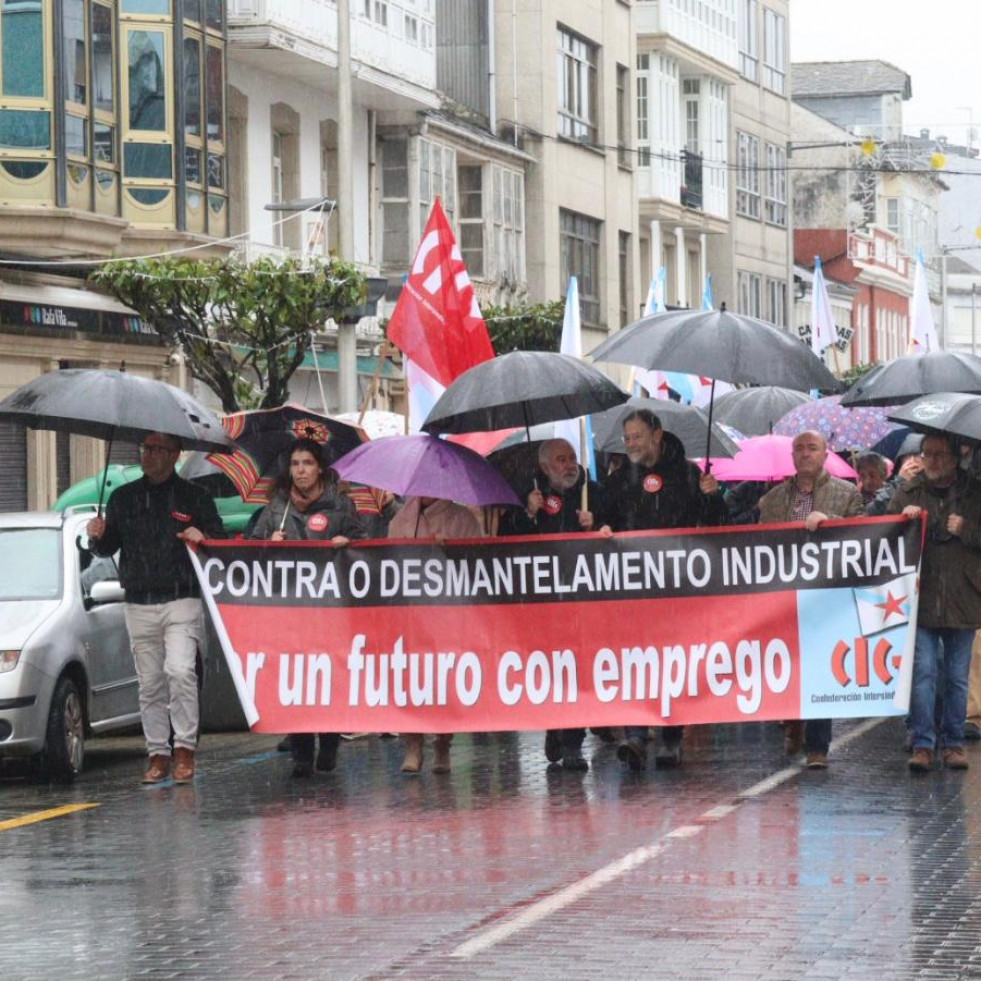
598, 408, 727, 771
87, 432, 223, 785
501, 438, 604, 770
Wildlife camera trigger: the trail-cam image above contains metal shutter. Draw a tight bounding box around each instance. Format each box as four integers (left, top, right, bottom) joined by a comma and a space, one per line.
0, 421, 27, 511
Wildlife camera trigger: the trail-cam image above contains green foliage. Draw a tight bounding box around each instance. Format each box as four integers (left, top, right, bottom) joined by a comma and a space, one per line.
92, 255, 367, 412
839, 362, 877, 388
483, 300, 565, 353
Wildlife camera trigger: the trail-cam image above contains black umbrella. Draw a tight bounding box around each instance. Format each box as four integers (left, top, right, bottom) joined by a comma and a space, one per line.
712, 386, 812, 437
0, 368, 232, 510
421, 351, 627, 436
588, 308, 840, 392
588, 307, 839, 468
886, 392, 981, 445
840, 351, 981, 407
591, 398, 739, 459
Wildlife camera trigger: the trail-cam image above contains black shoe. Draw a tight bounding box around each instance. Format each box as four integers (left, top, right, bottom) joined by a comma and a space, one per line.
654, 740, 683, 768
316, 741, 339, 772
291, 761, 314, 779
617, 738, 647, 772
276, 736, 292, 752
544, 729, 563, 763
561, 752, 589, 772
589, 727, 617, 743
965, 722, 981, 741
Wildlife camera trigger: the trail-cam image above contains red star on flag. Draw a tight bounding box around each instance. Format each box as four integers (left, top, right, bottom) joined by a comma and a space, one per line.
875, 591, 907, 623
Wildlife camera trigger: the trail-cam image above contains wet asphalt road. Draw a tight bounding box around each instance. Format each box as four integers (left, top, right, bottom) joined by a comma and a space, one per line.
1, 719, 980, 980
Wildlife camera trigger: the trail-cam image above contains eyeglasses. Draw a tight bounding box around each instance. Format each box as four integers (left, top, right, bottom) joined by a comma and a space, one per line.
140, 443, 176, 456
920, 451, 954, 461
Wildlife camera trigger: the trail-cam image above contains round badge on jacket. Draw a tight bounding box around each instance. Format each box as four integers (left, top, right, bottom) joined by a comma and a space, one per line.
543, 495, 563, 515
643, 474, 663, 494
307, 513, 329, 533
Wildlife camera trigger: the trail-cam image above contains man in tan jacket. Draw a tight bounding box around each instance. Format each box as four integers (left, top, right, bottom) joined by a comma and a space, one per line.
758, 430, 864, 769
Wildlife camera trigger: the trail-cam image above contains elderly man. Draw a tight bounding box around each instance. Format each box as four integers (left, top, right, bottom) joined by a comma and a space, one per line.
758, 429, 864, 769
888, 433, 981, 772
501, 438, 604, 770
87, 432, 223, 785
599, 408, 727, 771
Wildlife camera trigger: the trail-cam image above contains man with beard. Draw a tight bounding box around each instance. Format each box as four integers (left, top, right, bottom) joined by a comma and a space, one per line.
598, 409, 727, 771
501, 438, 604, 770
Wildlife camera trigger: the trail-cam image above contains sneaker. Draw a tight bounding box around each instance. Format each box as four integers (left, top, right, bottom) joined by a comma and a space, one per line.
142, 754, 171, 784
544, 729, 563, 763
783, 721, 805, 757
908, 748, 934, 772
805, 752, 828, 770
561, 752, 589, 772
964, 722, 981, 742
172, 747, 195, 784
616, 737, 647, 772
943, 747, 969, 770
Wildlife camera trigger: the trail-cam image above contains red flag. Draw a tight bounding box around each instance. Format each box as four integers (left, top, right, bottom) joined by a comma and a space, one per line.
387, 198, 494, 387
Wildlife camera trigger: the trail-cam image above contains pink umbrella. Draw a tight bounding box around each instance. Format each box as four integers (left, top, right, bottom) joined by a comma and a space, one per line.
697, 434, 857, 482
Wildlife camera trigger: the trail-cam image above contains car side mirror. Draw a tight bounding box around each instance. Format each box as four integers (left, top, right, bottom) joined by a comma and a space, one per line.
88, 580, 125, 605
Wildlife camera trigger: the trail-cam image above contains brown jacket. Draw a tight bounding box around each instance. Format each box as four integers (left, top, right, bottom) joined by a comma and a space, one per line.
758, 469, 865, 524
887, 470, 981, 629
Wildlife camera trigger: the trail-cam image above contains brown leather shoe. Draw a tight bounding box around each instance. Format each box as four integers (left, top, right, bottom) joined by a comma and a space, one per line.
172, 747, 195, 784
142, 754, 171, 784
908, 747, 934, 772
805, 752, 829, 770
943, 747, 969, 770
783, 721, 805, 757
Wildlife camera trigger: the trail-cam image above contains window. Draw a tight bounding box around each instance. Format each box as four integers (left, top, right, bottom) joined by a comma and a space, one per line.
183, 37, 200, 138
737, 271, 762, 318
763, 9, 785, 94
2, 0, 45, 98
764, 142, 786, 226
736, 132, 760, 218
683, 78, 699, 155
380, 137, 409, 266
619, 231, 630, 327
127, 30, 166, 132
418, 138, 456, 231
560, 209, 601, 325
64, 0, 87, 106
93, 3, 114, 113
364, 0, 388, 26
458, 164, 484, 277
122, 0, 170, 12
636, 53, 650, 166
766, 277, 786, 327
271, 130, 284, 246
616, 64, 629, 167
404, 13, 418, 43
885, 197, 900, 233
739, 0, 758, 82
493, 165, 524, 285
557, 27, 598, 144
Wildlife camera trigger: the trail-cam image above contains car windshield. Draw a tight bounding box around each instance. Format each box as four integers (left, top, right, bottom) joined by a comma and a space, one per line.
0, 529, 62, 600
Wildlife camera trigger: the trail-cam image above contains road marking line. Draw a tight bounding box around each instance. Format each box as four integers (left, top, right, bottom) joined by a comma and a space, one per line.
450, 717, 887, 960
0, 803, 99, 832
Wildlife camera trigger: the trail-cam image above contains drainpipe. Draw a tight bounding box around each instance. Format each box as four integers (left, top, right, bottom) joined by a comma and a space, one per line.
488, 0, 497, 135
337, 0, 358, 412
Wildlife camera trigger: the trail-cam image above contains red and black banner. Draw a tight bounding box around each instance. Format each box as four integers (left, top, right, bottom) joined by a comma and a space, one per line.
190, 516, 922, 733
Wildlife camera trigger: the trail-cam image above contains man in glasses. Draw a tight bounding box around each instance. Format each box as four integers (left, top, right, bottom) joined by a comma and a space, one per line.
889, 433, 981, 773
86, 432, 223, 785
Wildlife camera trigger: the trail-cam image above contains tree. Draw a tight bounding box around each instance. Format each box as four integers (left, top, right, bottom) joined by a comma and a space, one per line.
483, 300, 565, 353
93, 255, 366, 412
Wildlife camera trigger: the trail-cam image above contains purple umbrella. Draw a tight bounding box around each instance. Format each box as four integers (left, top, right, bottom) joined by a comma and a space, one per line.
772, 395, 902, 451
331, 434, 521, 507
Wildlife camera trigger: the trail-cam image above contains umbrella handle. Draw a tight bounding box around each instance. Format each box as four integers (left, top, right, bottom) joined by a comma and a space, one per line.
97, 428, 115, 517
704, 379, 717, 474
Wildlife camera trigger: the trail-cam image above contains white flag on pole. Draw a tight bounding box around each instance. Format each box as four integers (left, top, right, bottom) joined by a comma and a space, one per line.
555, 277, 597, 479
909, 251, 939, 353
811, 255, 837, 355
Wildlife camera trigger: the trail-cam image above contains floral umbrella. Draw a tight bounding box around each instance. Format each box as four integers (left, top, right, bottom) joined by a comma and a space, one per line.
772, 395, 902, 452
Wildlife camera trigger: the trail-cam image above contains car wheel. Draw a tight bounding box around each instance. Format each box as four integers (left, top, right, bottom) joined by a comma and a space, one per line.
42, 676, 85, 783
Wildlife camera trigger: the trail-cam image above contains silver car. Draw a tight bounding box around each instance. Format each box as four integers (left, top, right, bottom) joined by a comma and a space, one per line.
0, 510, 140, 781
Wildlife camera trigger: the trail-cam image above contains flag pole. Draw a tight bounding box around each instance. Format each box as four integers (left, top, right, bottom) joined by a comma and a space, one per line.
579, 416, 589, 513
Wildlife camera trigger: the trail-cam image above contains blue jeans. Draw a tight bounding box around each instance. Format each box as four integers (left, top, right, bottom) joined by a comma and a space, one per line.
910, 627, 974, 751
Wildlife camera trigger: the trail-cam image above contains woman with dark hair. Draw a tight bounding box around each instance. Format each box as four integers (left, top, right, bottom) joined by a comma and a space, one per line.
249, 438, 366, 777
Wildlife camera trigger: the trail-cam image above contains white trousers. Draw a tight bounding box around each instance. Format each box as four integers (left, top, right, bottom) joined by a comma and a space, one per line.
124, 598, 203, 756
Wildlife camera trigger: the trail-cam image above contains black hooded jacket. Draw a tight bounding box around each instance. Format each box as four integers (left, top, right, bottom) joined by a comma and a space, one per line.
499, 467, 604, 537
598, 430, 727, 532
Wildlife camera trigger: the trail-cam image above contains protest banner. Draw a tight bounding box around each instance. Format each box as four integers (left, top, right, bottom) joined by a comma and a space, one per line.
190, 516, 922, 733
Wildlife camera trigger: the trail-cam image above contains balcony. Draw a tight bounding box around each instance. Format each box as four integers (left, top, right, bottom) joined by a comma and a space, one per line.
636, 0, 738, 72
227, 0, 439, 110
680, 150, 703, 210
